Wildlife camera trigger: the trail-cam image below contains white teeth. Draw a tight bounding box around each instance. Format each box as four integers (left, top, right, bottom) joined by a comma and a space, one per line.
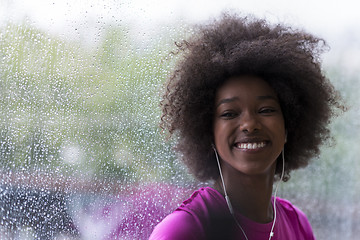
237, 142, 266, 150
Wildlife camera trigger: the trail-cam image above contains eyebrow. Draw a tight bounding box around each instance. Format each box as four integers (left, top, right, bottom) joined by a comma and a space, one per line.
215, 97, 239, 108
216, 95, 278, 108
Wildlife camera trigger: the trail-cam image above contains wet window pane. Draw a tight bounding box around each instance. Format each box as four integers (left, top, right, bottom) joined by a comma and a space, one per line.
1, 1, 359, 239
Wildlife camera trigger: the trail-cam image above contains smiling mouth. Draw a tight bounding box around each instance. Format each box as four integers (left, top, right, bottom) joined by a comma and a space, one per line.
234, 141, 267, 150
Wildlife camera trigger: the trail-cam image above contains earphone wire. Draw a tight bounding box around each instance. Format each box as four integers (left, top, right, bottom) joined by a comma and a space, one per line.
213, 145, 285, 240
213, 146, 249, 240
269, 149, 285, 240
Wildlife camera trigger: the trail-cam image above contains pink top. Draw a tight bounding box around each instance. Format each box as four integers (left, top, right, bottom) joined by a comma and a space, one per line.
149, 187, 315, 240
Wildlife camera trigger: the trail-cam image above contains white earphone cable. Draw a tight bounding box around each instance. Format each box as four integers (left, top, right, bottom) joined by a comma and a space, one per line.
269, 149, 285, 240
213, 146, 285, 240
214, 146, 249, 240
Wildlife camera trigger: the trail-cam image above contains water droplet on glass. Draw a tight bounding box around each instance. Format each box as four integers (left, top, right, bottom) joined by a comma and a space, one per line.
0, 1, 359, 239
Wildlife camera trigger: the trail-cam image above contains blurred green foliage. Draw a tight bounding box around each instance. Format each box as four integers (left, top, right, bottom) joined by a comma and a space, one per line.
0, 22, 186, 182
0, 21, 358, 192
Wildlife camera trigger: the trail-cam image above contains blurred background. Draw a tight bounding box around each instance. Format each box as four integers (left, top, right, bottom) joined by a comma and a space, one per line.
0, 0, 359, 239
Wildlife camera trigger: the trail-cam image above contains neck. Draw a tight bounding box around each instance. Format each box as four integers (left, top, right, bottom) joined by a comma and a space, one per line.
214, 163, 276, 223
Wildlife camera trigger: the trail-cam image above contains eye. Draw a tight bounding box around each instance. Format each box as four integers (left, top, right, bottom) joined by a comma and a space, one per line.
259, 107, 276, 115
220, 111, 238, 119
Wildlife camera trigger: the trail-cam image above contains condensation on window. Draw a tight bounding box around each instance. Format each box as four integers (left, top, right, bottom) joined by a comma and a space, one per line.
0, 0, 359, 239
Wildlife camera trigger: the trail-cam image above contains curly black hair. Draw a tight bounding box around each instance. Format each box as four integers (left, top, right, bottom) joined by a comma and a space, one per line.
161, 13, 343, 182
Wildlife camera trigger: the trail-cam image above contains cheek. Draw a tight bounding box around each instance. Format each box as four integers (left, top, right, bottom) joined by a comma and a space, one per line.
213, 123, 223, 143
213, 121, 228, 145
272, 119, 286, 144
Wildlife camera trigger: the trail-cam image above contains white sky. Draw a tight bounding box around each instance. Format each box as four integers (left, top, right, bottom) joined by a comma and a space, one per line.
1, 0, 359, 69
2, 0, 359, 33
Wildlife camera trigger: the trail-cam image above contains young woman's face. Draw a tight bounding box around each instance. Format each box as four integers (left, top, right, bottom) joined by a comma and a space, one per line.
213, 76, 286, 176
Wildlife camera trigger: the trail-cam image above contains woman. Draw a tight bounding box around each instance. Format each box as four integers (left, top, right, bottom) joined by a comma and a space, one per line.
150, 13, 343, 240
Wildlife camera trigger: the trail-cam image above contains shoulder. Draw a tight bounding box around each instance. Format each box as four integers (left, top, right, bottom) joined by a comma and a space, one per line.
179, 187, 225, 212
149, 187, 226, 240
149, 210, 204, 240
277, 198, 312, 226
276, 197, 315, 239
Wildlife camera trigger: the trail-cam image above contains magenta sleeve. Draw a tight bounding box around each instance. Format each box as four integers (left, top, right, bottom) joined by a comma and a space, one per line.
149, 210, 205, 240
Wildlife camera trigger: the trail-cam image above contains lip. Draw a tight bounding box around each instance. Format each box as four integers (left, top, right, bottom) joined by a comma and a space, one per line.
234, 137, 268, 143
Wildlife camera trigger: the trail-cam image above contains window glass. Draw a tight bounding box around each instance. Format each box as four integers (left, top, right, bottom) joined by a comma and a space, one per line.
0, 1, 359, 239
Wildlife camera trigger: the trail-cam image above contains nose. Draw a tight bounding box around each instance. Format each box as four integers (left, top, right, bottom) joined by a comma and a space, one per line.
239, 111, 261, 133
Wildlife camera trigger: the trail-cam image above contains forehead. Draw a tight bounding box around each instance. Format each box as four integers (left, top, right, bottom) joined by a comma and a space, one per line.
215, 76, 277, 101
